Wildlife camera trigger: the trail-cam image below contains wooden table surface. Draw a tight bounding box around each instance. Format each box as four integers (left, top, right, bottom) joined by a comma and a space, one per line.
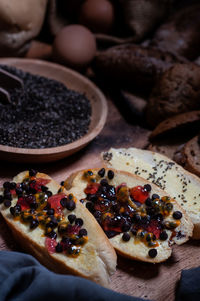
1, 42, 200, 301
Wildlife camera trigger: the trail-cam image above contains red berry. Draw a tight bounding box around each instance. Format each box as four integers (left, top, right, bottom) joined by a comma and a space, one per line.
45, 237, 57, 254
84, 183, 100, 195
130, 185, 149, 204
146, 220, 161, 239
48, 193, 66, 214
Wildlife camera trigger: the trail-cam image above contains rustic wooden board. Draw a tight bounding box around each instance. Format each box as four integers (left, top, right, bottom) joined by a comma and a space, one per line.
0, 42, 199, 301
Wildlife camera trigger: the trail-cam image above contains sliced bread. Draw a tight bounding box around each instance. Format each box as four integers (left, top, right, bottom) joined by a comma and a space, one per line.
64, 168, 193, 263
0, 170, 117, 287
102, 148, 200, 239
181, 135, 200, 177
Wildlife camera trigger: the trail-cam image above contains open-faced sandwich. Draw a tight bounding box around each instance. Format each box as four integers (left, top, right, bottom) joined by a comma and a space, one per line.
64, 168, 193, 263
102, 147, 200, 239
0, 170, 117, 287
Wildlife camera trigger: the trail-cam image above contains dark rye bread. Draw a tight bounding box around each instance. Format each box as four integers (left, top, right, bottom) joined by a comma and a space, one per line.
180, 136, 200, 177
146, 63, 200, 127
150, 111, 200, 141
93, 44, 186, 93
151, 4, 200, 60
147, 111, 200, 160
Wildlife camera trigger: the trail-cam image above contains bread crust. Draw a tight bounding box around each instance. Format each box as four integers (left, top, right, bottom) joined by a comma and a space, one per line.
0, 171, 117, 287
181, 136, 200, 178
65, 168, 193, 263
102, 147, 200, 239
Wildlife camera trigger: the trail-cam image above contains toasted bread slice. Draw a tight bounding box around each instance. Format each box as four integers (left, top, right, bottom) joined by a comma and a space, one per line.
181, 135, 200, 177
64, 168, 193, 263
102, 147, 200, 239
0, 171, 117, 287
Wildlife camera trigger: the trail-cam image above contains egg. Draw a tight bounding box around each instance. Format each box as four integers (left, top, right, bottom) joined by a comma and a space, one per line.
53, 25, 96, 69
79, 0, 115, 33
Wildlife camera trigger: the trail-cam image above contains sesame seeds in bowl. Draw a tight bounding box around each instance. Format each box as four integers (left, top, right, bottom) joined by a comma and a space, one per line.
0, 58, 107, 163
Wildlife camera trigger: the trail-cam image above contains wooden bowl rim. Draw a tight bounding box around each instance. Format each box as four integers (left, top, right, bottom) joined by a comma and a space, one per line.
0, 58, 107, 156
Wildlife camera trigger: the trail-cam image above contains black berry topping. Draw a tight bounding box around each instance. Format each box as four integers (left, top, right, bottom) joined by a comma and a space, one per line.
173, 211, 182, 220
68, 214, 76, 224
144, 184, 151, 192
159, 231, 168, 241
98, 168, 105, 177
108, 170, 114, 180
148, 248, 157, 258
122, 232, 130, 242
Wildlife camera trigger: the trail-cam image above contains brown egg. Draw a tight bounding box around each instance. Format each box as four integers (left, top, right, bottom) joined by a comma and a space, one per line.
79, 0, 115, 33
53, 25, 96, 69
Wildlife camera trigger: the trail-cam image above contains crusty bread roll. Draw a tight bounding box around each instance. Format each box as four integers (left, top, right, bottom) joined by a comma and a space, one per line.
0, 0, 48, 56
102, 148, 200, 239
0, 171, 116, 287
64, 168, 193, 263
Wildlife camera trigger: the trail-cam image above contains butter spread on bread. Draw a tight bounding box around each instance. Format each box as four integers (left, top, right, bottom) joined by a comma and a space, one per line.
0, 170, 117, 287
64, 168, 193, 263
102, 147, 200, 239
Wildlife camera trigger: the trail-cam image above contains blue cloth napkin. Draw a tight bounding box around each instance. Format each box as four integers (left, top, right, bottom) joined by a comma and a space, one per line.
0, 251, 148, 301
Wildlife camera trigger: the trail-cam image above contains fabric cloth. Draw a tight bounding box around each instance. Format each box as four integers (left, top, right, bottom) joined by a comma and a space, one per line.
0, 251, 148, 301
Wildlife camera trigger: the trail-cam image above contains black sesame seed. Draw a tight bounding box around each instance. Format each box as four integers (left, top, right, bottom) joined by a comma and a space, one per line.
79, 229, 88, 237
66, 200, 76, 211
75, 218, 83, 226
152, 194, 160, 200
30, 219, 39, 229
122, 232, 130, 242
173, 211, 182, 220
79, 199, 85, 204
29, 169, 37, 177
56, 243, 63, 253
148, 248, 157, 258
159, 231, 168, 241
4, 200, 11, 208
0, 195, 4, 204
60, 197, 67, 208
144, 184, 151, 192
108, 170, 114, 180
68, 214, 76, 224
98, 168, 105, 177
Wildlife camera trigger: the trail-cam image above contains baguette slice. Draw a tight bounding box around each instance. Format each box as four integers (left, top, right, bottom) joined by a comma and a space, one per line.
0, 171, 117, 287
102, 147, 200, 239
64, 168, 193, 263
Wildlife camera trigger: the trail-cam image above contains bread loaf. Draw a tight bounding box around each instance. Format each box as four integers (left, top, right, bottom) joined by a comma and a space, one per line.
102, 148, 200, 239
146, 63, 200, 127
64, 168, 193, 263
0, 170, 117, 287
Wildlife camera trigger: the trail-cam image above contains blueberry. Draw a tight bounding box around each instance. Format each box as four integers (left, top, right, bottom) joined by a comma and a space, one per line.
107, 170, 114, 180
173, 211, 182, 220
